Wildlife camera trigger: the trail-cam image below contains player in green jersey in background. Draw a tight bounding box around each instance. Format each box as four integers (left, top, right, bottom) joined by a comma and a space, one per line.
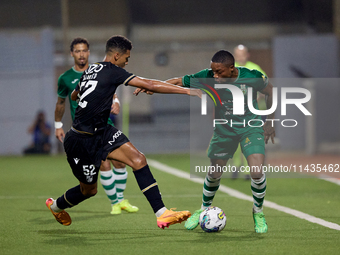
232, 44, 268, 179
54, 37, 138, 215
165, 50, 275, 233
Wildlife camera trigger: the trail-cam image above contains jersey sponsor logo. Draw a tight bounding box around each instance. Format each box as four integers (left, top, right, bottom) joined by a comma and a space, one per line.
74, 158, 80, 164
108, 130, 122, 145
71, 79, 79, 84
82, 63, 104, 80
244, 137, 251, 147
244, 142, 252, 147
214, 152, 228, 157
84, 63, 104, 74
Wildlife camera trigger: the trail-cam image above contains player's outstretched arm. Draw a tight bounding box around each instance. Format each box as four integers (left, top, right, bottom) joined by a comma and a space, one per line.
165, 77, 183, 86
133, 77, 184, 96
55, 97, 66, 143
129, 77, 201, 98
260, 82, 275, 144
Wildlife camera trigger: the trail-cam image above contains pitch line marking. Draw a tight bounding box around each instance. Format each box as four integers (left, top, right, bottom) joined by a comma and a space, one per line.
148, 159, 340, 231
0, 194, 201, 200
318, 174, 340, 186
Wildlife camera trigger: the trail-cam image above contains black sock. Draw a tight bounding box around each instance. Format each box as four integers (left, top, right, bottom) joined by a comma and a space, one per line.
133, 165, 165, 213
56, 185, 89, 209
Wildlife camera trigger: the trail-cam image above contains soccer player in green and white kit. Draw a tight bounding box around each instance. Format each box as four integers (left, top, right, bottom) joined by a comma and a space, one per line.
55, 37, 138, 215
166, 50, 275, 233
232, 44, 268, 179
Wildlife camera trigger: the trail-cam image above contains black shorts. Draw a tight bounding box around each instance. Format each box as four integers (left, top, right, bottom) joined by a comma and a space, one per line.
64, 125, 129, 184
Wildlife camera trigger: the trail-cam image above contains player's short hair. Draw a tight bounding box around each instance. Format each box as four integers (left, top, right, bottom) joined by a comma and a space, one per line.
211, 50, 235, 67
70, 37, 90, 52
106, 35, 132, 54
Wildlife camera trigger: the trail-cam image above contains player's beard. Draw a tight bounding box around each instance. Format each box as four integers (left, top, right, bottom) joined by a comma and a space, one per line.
77, 59, 87, 68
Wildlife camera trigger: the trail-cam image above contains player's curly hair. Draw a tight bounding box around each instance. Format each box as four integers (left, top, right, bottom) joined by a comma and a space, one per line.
211, 50, 235, 67
70, 37, 90, 52
106, 35, 132, 54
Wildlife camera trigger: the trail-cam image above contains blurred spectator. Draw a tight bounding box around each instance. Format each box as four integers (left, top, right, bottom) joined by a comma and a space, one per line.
23, 111, 51, 154
234, 44, 267, 76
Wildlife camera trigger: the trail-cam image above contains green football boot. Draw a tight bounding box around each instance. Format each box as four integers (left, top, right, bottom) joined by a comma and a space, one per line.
253, 211, 268, 233
184, 209, 203, 230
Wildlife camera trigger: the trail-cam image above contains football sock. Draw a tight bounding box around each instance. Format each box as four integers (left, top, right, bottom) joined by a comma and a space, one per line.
155, 207, 167, 217
56, 185, 89, 209
202, 175, 221, 209
100, 170, 118, 205
133, 164, 165, 213
50, 200, 62, 212
113, 167, 127, 202
251, 174, 266, 213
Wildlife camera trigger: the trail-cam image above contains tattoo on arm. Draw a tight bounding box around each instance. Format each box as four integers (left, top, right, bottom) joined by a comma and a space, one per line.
55, 98, 66, 121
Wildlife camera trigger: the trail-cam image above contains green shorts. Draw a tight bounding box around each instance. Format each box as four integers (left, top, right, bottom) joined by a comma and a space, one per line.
207, 132, 265, 160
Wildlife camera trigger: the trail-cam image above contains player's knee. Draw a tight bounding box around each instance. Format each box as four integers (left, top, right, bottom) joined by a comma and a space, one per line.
209, 159, 227, 178
208, 171, 223, 179
132, 153, 147, 170
112, 160, 126, 169
250, 169, 264, 180
100, 160, 111, 171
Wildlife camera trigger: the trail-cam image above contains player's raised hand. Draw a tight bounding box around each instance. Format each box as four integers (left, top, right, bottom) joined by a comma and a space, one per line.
55, 128, 65, 143
263, 121, 275, 144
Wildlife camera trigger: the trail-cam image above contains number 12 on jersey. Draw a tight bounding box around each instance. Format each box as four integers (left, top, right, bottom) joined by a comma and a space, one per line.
78, 80, 98, 108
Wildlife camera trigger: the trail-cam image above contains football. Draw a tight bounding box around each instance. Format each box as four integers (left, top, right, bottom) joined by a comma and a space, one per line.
199, 206, 227, 232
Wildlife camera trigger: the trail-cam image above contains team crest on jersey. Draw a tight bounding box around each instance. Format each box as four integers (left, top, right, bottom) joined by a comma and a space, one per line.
240, 84, 247, 95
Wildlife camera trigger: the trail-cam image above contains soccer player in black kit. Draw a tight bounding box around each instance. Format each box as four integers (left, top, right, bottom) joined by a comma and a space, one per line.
46, 35, 201, 229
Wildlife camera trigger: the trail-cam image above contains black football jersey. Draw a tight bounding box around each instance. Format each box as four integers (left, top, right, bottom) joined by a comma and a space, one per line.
72, 62, 135, 134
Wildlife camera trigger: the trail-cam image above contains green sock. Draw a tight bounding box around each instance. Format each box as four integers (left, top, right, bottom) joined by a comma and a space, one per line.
251, 174, 266, 213
113, 167, 127, 202
100, 170, 118, 205
202, 175, 220, 208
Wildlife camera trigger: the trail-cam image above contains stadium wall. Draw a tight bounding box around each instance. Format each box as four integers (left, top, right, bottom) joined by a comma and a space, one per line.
273, 34, 340, 152
0, 29, 56, 155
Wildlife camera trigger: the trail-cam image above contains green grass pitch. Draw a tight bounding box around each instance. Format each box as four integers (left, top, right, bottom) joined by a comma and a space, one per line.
0, 154, 339, 255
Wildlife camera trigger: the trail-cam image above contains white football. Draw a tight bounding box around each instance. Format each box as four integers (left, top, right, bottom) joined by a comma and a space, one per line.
199, 206, 227, 232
